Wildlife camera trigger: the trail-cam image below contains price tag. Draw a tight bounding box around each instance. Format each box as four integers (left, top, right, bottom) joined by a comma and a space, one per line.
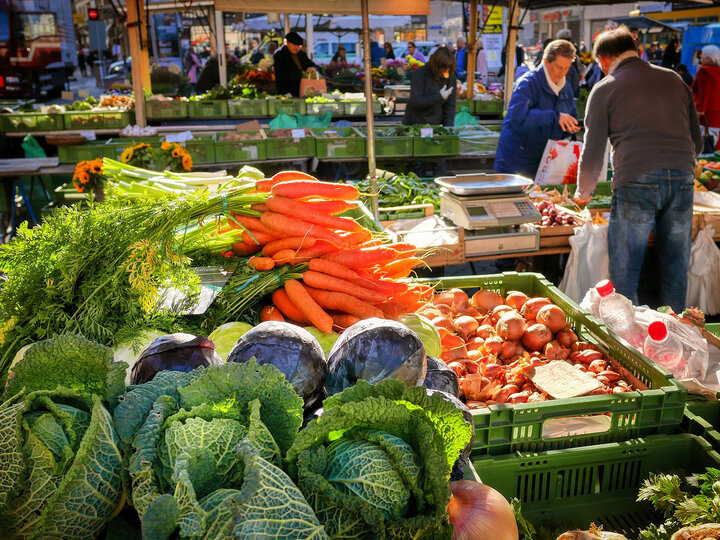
165, 130, 194, 144
291, 129, 306, 139
420, 127, 434, 138
78, 89, 90, 98
80, 130, 96, 141
529, 361, 602, 399
61, 90, 74, 101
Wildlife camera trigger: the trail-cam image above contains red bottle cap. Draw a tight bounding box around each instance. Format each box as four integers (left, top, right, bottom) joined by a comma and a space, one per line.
595, 280, 614, 297
648, 321, 668, 341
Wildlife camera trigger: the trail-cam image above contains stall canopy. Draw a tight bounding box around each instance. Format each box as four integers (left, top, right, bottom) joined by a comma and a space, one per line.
610, 15, 680, 33
214, 0, 428, 15
238, 14, 411, 32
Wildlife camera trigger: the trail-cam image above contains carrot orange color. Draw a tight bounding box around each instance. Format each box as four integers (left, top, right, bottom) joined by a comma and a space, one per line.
339, 230, 373, 246
272, 289, 309, 323
387, 243, 419, 257
303, 285, 385, 320
271, 180, 360, 201
382, 257, 424, 279
321, 246, 398, 268
329, 312, 361, 329
248, 256, 275, 271
232, 242, 262, 257
308, 259, 360, 281
351, 276, 409, 296
293, 240, 340, 262
262, 236, 316, 257
302, 199, 358, 215
376, 301, 410, 319
284, 280, 333, 333
271, 249, 296, 265
251, 203, 269, 212
256, 171, 318, 192
260, 305, 285, 322
266, 196, 366, 233
260, 211, 348, 247
230, 214, 281, 237
242, 230, 277, 246
302, 270, 387, 303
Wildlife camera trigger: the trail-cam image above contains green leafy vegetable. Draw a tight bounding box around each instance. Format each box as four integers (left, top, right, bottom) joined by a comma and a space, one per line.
352, 172, 441, 211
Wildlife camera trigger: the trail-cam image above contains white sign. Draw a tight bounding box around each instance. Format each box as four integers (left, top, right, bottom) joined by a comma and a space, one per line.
165, 130, 194, 144
483, 34, 505, 71
80, 130, 96, 141
420, 127, 434, 138
291, 129, 306, 139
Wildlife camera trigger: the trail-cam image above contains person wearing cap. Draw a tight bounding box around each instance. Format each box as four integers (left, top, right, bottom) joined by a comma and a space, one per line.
646, 42, 663, 64
273, 31, 319, 97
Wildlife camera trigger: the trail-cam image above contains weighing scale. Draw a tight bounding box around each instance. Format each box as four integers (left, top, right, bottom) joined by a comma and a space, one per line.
436, 174, 542, 257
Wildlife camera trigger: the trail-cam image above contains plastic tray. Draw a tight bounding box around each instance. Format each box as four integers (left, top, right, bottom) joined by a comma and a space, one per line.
419, 273, 687, 455
265, 131, 316, 159
413, 132, 460, 157
305, 101, 343, 115
228, 98, 269, 117
57, 142, 114, 163
360, 126, 413, 158
187, 100, 228, 119
184, 135, 216, 164
215, 132, 267, 162
467, 430, 720, 537
63, 110, 131, 130
106, 137, 162, 161
1, 112, 64, 132
453, 125, 501, 155
343, 100, 381, 116
311, 127, 366, 159
474, 99, 504, 115
267, 98, 306, 116
145, 100, 188, 120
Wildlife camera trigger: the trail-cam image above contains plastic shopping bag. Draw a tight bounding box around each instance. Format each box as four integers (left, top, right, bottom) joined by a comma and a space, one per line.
268, 110, 298, 130
294, 112, 332, 128
686, 225, 720, 315
559, 215, 609, 303
454, 106, 479, 127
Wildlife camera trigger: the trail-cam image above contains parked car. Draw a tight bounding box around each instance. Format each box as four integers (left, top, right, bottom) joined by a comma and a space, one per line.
392, 41, 438, 62
313, 40, 359, 65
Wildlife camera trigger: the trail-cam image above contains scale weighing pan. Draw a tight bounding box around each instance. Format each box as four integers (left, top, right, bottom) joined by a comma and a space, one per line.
435, 173, 533, 196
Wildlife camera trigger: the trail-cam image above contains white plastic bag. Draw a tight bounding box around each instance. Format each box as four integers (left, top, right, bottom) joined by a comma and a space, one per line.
559, 216, 609, 303
686, 225, 720, 315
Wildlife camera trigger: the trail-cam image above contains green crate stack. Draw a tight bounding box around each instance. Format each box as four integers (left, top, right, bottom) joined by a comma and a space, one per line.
305, 100, 344, 115
418, 272, 687, 456
1, 112, 64, 132
267, 98, 307, 116
361, 126, 414, 157
413, 128, 460, 157
455, 99, 473, 113
312, 127, 366, 159
184, 135, 216, 164
57, 141, 115, 163
215, 132, 267, 162
187, 100, 229, 119
228, 98, 269, 118
265, 130, 316, 159
63, 111, 132, 130
342, 100, 381, 116
474, 99, 504, 115
106, 137, 162, 161
453, 125, 501, 155
145, 100, 189, 120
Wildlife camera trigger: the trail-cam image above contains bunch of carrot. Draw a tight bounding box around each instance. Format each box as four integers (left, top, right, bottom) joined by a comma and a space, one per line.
232, 171, 431, 333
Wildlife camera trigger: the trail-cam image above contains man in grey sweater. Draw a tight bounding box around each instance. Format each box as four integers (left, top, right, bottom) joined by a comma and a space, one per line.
573, 26, 703, 312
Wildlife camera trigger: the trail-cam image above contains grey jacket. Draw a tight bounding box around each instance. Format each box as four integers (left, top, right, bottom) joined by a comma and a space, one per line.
577, 56, 703, 199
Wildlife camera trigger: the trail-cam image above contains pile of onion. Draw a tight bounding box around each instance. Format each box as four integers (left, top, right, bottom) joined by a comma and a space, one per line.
448, 481, 518, 540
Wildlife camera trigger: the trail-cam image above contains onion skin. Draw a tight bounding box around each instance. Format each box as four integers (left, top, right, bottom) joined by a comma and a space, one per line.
491, 305, 514, 324
435, 288, 470, 312
476, 324, 495, 339
505, 291, 530, 311
448, 481, 519, 540
536, 304, 567, 333
556, 327, 579, 348
522, 323, 553, 352
495, 312, 527, 341
471, 289, 504, 314
520, 297, 552, 322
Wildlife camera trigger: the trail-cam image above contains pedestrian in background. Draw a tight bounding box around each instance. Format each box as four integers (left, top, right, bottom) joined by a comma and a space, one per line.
692, 44, 720, 152
384, 42, 395, 60
476, 38, 488, 85
662, 38, 681, 69
456, 36, 468, 81
77, 49, 87, 76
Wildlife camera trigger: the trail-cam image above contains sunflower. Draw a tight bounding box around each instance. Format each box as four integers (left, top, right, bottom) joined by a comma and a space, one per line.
121, 147, 134, 163
79, 171, 90, 184
161, 141, 172, 151
135, 143, 150, 151
181, 153, 193, 171
172, 148, 182, 158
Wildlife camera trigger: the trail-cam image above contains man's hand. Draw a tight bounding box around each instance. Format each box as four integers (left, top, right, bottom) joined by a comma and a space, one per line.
439, 85, 453, 100
306, 67, 318, 74
559, 113, 580, 133
572, 192, 592, 206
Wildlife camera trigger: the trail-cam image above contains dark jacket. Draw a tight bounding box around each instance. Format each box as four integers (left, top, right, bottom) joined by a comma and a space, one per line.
494, 65, 578, 177
273, 46, 318, 97
402, 65, 456, 127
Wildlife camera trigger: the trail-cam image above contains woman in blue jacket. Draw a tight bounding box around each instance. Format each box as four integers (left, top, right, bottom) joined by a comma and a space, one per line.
494, 39, 580, 178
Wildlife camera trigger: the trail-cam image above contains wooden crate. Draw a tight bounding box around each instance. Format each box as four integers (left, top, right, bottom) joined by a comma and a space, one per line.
382, 211, 465, 268
420, 228, 465, 267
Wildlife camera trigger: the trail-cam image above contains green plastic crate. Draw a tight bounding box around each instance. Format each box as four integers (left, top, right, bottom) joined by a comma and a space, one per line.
474, 99, 504, 115
184, 135, 216, 164
453, 125, 501, 155
467, 431, 720, 537
265, 130, 316, 159
63, 110, 132, 130
1, 112, 64, 132
419, 273, 687, 456
188, 100, 228, 119
57, 142, 114, 163
228, 98, 269, 117
267, 98, 306, 116
343, 100, 381, 116
360, 127, 414, 157
305, 100, 343, 115
312, 127, 366, 159
413, 128, 460, 157
706, 322, 720, 338
106, 137, 162, 161
455, 99, 473, 113
215, 132, 267, 162
146, 100, 189, 120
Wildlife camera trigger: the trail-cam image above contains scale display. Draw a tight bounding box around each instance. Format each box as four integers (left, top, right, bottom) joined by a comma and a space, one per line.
440, 191, 541, 230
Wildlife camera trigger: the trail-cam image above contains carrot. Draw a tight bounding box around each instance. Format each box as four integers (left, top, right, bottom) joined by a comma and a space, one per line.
260, 211, 348, 247
242, 230, 277, 246
375, 301, 410, 319
329, 312, 361, 330
387, 243, 419, 257
304, 285, 385, 320
388, 287, 424, 310
381, 257, 424, 279
302, 199, 358, 215
256, 171, 318, 192
272, 249, 296, 265
284, 280, 333, 333
360, 239, 384, 247
251, 203, 269, 212
293, 240, 341, 263
230, 214, 281, 237
308, 259, 359, 281
266, 196, 367, 233
339, 230, 373, 246
272, 289, 309, 323
321, 246, 398, 268
232, 241, 262, 257
248, 256, 275, 271
260, 305, 285, 322
262, 236, 316, 257
302, 270, 387, 303
271, 180, 360, 201
351, 276, 409, 296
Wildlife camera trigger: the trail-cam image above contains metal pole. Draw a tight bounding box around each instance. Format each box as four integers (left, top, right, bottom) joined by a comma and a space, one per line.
216, 9, 227, 86
126, 0, 150, 127
361, 0, 378, 220
503, 0, 519, 108
467, 0, 478, 98
306, 14, 314, 58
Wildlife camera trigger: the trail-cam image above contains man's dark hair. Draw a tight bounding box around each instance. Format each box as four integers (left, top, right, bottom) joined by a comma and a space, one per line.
593, 26, 637, 59
427, 46, 456, 82
408, 41, 416, 48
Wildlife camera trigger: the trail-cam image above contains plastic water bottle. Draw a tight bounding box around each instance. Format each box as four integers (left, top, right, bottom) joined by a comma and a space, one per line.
595, 280, 646, 350
643, 321, 689, 379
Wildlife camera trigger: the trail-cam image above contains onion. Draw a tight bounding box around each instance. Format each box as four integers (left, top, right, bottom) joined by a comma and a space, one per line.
448, 481, 518, 540
482, 336, 503, 356
522, 323, 553, 351
495, 312, 527, 341
556, 326, 579, 348
505, 291, 530, 311
471, 289, 504, 314
453, 316, 480, 341
491, 305, 514, 323
536, 304, 567, 333
476, 324, 495, 339
435, 288, 469, 312
520, 297, 552, 321
500, 340, 517, 360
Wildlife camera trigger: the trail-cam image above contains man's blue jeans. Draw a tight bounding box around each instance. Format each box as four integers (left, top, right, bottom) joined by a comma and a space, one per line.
608, 168, 694, 313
